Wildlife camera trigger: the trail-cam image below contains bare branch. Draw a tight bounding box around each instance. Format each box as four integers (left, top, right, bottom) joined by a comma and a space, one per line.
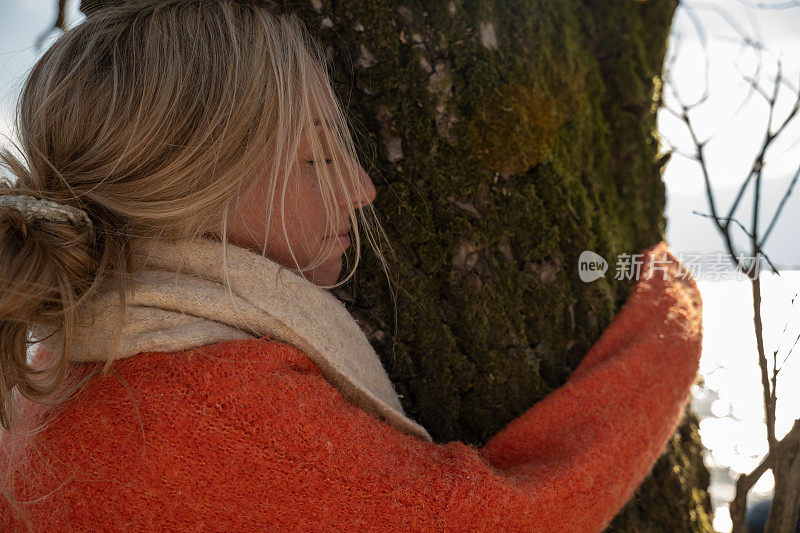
724, 66, 799, 229
665, 146, 701, 162
777, 294, 800, 370
668, 3, 800, 531
750, 277, 777, 452
765, 60, 784, 134
767, 87, 800, 142
736, 0, 800, 9
678, 104, 745, 261
760, 164, 800, 249
690, 0, 767, 46
684, 36, 768, 147
690, 211, 780, 275
673, 3, 713, 106
743, 74, 772, 103
730, 418, 800, 532
778, 330, 800, 370
778, 71, 799, 95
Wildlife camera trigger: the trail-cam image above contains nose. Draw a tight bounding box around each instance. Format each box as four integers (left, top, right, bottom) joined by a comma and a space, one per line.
340, 160, 376, 210
356, 165, 377, 207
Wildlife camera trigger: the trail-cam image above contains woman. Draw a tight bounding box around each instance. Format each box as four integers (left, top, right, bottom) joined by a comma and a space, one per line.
0, 1, 703, 531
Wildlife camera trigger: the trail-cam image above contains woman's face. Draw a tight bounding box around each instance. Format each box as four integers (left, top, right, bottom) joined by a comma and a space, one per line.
224, 98, 376, 286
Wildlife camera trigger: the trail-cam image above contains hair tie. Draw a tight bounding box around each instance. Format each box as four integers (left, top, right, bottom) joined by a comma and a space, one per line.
0, 194, 93, 229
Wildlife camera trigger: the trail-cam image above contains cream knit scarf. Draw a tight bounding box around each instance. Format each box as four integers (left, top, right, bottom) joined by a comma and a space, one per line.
38, 237, 432, 442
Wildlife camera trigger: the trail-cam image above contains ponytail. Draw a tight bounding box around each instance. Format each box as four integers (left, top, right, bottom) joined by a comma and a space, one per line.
0, 176, 101, 431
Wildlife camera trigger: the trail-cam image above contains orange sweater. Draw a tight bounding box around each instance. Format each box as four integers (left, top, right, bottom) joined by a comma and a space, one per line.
0, 243, 702, 532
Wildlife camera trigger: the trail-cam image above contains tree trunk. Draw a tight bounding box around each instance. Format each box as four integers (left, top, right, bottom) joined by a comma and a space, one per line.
79, 1, 713, 529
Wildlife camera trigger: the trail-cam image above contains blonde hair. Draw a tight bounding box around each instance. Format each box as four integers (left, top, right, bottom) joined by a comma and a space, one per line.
0, 0, 391, 444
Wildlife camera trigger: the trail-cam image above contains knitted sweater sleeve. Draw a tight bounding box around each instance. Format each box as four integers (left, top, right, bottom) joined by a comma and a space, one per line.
1, 244, 702, 532
247, 247, 700, 533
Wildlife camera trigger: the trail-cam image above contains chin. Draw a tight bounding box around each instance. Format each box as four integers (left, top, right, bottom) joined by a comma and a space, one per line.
309, 256, 344, 287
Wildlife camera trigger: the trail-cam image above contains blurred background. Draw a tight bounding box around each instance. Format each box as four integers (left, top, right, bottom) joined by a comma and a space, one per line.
661, 2, 800, 531
0, 2, 798, 531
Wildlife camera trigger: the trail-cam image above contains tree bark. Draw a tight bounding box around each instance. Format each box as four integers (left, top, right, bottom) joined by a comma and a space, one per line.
79, 1, 713, 529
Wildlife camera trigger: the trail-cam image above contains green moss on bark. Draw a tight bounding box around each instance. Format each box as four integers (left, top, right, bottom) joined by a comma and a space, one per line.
313, 1, 711, 529
79, 0, 713, 529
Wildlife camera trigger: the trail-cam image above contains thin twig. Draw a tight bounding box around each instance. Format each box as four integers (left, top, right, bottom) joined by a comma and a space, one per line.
689, 212, 780, 275
730, 418, 800, 532
760, 164, 800, 249
735, 0, 800, 9
724, 82, 800, 240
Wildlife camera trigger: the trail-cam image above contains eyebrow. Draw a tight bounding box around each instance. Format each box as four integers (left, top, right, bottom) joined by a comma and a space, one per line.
303, 118, 335, 133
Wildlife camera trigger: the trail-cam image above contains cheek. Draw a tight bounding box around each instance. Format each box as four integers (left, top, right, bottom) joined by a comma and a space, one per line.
296, 175, 330, 236
277, 173, 331, 260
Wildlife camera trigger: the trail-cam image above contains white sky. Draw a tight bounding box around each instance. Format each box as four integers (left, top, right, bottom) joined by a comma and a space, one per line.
0, 1, 83, 148
661, 1, 800, 194
661, 0, 800, 266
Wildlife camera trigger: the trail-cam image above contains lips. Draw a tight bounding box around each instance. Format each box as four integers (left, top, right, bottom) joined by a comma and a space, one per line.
336, 232, 351, 248
325, 228, 351, 249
